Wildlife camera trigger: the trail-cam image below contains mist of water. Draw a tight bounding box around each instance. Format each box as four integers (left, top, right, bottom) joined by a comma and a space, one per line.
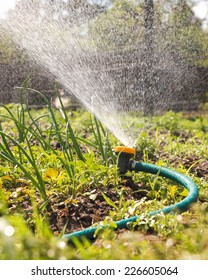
1, 1, 201, 147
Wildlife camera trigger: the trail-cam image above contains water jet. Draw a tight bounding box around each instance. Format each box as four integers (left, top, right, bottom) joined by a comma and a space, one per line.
1, 1, 201, 147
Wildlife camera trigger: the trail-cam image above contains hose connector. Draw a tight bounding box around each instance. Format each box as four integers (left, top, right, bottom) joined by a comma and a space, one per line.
114, 146, 136, 174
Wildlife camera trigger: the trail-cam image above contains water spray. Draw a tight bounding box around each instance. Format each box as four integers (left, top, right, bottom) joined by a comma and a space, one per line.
63, 146, 198, 241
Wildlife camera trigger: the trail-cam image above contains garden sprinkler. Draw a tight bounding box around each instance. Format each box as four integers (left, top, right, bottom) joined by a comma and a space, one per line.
114, 146, 136, 174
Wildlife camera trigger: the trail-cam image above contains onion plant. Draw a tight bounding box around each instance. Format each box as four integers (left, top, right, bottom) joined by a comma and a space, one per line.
0, 85, 116, 204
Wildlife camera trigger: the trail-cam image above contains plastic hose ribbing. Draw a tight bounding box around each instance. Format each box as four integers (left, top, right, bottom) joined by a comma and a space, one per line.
63, 161, 198, 240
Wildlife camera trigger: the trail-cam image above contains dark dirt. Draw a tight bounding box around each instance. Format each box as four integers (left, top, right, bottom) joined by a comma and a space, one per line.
48, 179, 148, 235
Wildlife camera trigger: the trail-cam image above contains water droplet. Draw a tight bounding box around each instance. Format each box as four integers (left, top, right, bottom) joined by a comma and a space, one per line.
4, 226, 14, 237
166, 238, 174, 248
47, 249, 55, 258
57, 241, 66, 249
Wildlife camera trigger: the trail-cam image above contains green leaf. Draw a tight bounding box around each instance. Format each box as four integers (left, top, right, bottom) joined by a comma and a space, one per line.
102, 192, 119, 211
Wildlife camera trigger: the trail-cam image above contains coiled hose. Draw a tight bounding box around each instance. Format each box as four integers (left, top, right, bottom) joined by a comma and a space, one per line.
63, 160, 198, 241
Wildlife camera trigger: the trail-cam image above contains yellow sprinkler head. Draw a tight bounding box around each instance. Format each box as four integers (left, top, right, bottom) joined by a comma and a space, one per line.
114, 146, 136, 156
114, 146, 136, 174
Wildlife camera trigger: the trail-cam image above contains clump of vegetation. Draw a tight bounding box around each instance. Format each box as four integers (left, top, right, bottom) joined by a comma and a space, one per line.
0, 90, 207, 259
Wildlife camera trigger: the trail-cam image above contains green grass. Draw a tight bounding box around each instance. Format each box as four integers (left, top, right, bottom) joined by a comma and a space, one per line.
0, 94, 207, 259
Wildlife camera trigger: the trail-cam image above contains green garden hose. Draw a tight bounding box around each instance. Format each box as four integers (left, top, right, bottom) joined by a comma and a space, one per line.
63, 148, 198, 241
